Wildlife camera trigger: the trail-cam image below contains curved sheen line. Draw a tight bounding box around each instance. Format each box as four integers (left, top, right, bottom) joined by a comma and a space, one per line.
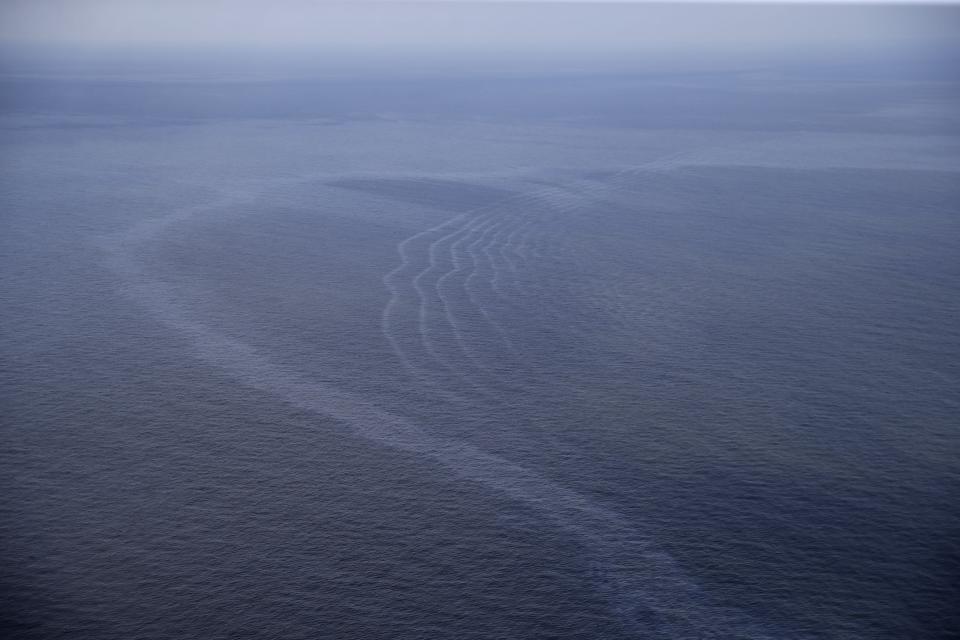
101, 159, 795, 638
101, 197, 785, 638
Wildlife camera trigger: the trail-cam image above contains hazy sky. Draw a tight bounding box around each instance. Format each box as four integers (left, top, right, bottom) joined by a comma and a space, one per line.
2, 1, 958, 60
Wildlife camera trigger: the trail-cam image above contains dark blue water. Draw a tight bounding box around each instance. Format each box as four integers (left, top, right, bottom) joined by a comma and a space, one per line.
2, 52, 960, 639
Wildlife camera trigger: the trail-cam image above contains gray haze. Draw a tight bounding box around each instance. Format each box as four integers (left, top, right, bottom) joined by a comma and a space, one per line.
2, 1, 958, 62
2, 2, 959, 640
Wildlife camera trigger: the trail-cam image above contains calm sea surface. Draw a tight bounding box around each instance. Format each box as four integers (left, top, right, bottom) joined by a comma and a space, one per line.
2, 57, 959, 638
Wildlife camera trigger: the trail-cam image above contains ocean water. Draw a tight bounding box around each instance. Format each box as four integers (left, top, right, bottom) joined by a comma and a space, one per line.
2, 50, 960, 639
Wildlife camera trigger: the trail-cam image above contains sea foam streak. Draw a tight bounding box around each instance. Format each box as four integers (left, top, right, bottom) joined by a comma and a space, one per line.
99, 163, 793, 639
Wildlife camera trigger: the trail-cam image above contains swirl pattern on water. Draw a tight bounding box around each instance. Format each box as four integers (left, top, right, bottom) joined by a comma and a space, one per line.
100, 150, 796, 638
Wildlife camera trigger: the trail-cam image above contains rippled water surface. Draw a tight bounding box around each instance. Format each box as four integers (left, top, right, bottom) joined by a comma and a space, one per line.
2, 63, 960, 639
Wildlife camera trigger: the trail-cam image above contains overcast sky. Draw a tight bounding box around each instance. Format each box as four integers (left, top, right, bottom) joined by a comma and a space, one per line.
2, 1, 957, 60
